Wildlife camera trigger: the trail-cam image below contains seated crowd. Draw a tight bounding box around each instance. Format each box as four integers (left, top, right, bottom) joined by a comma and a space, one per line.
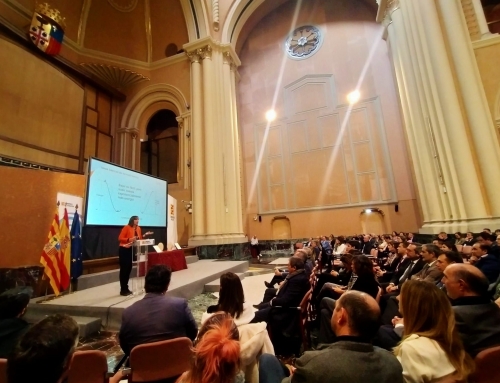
2, 230, 500, 383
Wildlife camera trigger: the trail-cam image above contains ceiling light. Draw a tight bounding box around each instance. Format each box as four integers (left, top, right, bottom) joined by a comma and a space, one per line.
347, 90, 360, 104
266, 109, 277, 122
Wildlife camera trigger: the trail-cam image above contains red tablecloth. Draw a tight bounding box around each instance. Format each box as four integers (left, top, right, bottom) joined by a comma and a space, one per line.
137, 250, 188, 276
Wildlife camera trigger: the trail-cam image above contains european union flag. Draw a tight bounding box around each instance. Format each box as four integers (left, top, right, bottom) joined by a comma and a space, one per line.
70, 211, 83, 280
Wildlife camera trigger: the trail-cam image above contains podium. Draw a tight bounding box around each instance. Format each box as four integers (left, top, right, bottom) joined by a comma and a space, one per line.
132, 238, 155, 295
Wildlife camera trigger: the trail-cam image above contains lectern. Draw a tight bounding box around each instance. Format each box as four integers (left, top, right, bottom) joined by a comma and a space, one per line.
132, 238, 155, 295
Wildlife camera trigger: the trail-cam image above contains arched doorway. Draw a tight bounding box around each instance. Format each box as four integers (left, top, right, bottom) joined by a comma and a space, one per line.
140, 109, 179, 183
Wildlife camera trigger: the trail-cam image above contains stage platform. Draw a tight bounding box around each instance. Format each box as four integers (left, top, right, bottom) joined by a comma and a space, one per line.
25, 260, 248, 332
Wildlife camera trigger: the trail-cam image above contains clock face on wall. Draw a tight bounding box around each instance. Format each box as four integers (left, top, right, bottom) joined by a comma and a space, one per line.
285, 25, 321, 59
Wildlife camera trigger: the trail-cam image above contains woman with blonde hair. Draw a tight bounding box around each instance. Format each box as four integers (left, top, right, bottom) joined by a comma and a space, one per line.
395, 280, 474, 383
178, 312, 241, 383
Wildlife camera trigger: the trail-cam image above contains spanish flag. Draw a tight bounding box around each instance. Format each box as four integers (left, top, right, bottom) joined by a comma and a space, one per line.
40, 208, 71, 295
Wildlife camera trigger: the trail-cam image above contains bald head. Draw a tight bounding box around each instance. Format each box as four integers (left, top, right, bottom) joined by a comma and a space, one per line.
443, 263, 489, 299
331, 290, 380, 341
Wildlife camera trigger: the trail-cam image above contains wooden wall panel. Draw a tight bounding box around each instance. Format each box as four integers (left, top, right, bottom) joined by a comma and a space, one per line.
0, 167, 85, 268
0, 38, 84, 158
0, 141, 79, 171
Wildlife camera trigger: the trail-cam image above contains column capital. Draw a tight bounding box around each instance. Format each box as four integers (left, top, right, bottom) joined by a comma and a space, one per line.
376, 0, 399, 24
199, 45, 212, 60
186, 50, 201, 63
176, 116, 184, 129
117, 126, 139, 136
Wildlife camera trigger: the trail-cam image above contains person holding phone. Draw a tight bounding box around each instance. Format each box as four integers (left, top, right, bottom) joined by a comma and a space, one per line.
118, 216, 152, 296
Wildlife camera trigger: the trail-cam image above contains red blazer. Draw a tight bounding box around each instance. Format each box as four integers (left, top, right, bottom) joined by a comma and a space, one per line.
119, 225, 142, 246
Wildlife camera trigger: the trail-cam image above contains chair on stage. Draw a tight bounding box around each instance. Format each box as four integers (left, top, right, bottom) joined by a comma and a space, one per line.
112, 338, 193, 383
68, 350, 109, 383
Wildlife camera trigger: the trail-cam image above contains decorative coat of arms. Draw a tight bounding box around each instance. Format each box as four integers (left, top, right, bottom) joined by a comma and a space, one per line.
29, 3, 66, 55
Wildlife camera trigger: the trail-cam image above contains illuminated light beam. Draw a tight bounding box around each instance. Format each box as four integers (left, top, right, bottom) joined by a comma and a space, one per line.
317, 27, 385, 202
247, 0, 303, 207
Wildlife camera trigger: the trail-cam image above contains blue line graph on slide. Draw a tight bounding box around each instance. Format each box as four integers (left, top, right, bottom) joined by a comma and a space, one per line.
93, 179, 121, 212
140, 190, 161, 215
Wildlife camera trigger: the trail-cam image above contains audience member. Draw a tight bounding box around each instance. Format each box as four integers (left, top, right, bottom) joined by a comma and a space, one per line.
119, 265, 198, 355
177, 313, 241, 383
258, 291, 403, 383
317, 255, 380, 344
384, 243, 423, 294
440, 241, 458, 252
454, 232, 465, 246
410, 244, 443, 283
394, 280, 474, 383
376, 242, 403, 283
312, 254, 353, 302
7, 314, 79, 383
437, 231, 449, 241
0, 287, 31, 358
360, 235, 375, 255
463, 232, 475, 246
442, 263, 500, 356
435, 251, 463, 288
333, 236, 346, 255
252, 257, 309, 321
203, 272, 255, 326
471, 242, 500, 283
478, 231, 500, 258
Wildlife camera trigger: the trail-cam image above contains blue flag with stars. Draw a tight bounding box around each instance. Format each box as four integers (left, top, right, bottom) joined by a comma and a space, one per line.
70, 211, 83, 280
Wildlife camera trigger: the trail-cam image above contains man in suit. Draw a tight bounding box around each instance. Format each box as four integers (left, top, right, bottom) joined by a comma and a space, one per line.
384, 243, 424, 294
119, 265, 198, 355
442, 263, 500, 356
258, 291, 403, 383
463, 232, 475, 246
471, 243, 500, 284
477, 232, 500, 258
435, 251, 463, 289
252, 256, 310, 321
361, 234, 374, 255
410, 244, 443, 283
380, 243, 424, 325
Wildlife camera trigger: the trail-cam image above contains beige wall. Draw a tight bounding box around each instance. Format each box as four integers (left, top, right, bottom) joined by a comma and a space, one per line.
237, 0, 419, 238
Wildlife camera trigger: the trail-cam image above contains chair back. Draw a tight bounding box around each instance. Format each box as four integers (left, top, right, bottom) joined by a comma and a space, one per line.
469, 345, 500, 383
129, 338, 193, 382
68, 350, 109, 383
456, 245, 463, 253
0, 359, 6, 383
462, 246, 472, 255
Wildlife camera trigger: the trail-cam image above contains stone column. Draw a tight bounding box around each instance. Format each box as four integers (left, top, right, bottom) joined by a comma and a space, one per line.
176, 114, 191, 190
378, 0, 500, 232
117, 126, 139, 169
184, 37, 247, 246
470, 0, 493, 39
437, 0, 500, 217
186, 50, 205, 238
200, 45, 218, 236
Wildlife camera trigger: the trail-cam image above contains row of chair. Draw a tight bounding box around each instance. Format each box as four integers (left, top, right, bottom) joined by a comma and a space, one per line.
0, 337, 193, 383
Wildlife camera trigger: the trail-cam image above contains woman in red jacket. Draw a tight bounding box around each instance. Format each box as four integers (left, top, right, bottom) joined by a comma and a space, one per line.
118, 216, 151, 296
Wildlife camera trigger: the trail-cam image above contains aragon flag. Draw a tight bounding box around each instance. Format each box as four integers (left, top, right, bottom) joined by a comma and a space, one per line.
58, 209, 71, 290
70, 211, 83, 280
40, 209, 63, 296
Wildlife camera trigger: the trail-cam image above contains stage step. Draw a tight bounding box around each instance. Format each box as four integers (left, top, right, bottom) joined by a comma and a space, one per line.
24, 311, 101, 337
204, 273, 245, 293
185, 255, 199, 264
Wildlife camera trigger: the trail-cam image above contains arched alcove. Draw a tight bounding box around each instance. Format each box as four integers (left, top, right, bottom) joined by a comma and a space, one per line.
140, 109, 179, 183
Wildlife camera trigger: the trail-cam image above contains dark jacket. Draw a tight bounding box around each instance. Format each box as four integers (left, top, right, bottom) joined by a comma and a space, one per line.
272, 269, 310, 308
389, 258, 424, 288
0, 318, 29, 358
351, 274, 379, 299
475, 254, 500, 284
119, 293, 198, 355
452, 296, 500, 357
283, 337, 403, 383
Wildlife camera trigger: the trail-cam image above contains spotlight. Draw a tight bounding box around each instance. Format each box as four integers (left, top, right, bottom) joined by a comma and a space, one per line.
365, 209, 372, 214
266, 109, 277, 122
347, 90, 360, 104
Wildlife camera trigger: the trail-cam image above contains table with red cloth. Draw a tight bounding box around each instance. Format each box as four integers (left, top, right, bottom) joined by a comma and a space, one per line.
137, 249, 188, 275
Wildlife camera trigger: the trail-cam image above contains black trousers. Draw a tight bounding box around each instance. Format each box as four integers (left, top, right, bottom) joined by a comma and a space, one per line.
119, 246, 133, 292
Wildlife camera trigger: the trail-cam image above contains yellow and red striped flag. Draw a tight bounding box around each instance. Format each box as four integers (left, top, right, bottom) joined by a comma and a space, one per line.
40, 208, 63, 295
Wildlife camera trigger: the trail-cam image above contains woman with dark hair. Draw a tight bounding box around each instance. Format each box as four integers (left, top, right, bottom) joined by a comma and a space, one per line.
117, 215, 152, 296
177, 313, 241, 383
318, 254, 380, 301
454, 232, 465, 246
202, 272, 255, 325
333, 236, 346, 255
441, 241, 458, 253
